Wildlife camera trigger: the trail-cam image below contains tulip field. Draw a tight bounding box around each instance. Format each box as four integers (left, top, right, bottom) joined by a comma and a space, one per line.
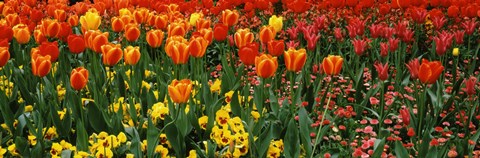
1, 0, 480, 157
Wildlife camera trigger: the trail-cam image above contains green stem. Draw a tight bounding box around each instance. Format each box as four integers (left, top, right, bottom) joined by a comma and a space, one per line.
311, 79, 333, 157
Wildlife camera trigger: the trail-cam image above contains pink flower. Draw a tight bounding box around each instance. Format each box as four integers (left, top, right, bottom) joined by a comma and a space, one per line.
369, 97, 379, 105
454, 30, 465, 44
432, 16, 448, 30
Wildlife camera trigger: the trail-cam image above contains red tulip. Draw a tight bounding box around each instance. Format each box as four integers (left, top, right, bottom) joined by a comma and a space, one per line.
38, 41, 60, 62
67, 34, 86, 54
267, 40, 285, 56
374, 62, 389, 81
213, 23, 228, 41
0, 47, 10, 67
351, 39, 368, 56
406, 58, 420, 79
70, 67, 89, 91
464, 76, 478, 96
418, 60, 444, 84
399, 108, 410, 126
238, 42, 259, 65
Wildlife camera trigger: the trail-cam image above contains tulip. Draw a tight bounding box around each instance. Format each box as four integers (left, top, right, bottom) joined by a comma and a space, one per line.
153, 14, 168, 30
452, 48, 459, 56
196, 28, 213, 44
322, 55, 343, 75
31, 54, 52, 77
267, 40, 284, 56
5, 13, 20, 27
54, 9, 66, 22
0, 47, 10, 67
234, 28, 254, 48
189, 12, 203, 26
284, 48, 306, 72
101, 43, 123, 66
168, 79, 192, 104
406, 58, 420, 79
111, 17, 125, 32
259, 26, 276, 44
418, 60, 444, 84
464, 76, 477, 96
68, 15, 79, 26
37, 41, 60, 62
165, 38, 190, 64
351, 39, 368, 56
124, 46, 141, 65
195, 18, 211, 30
399, 108, 410, 126
12, 24, 31, 44
70, 67, 89, 91
268, 15, 283, 33
79, 10, 101, 31
0, 25, 13, 41
67, 34, 86, 54
238, 42, 259, 65
133, 8, 149, 24
221, 9, 239, 27
374, 62, 389, 81
85, 30, 109, 53
124, 23, 141, 42
146, 29, 164, 48
213, 23, 228, 41
255, 54, 278, 78
189, 37, 208, 58
34, 29, 47, 44
167, 21, 189, 37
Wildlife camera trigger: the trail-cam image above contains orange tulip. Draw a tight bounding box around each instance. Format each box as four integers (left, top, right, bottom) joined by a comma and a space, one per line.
0, 47, 10, 67
133, 8, 149, 24
259, 25, 276, 44
5, 13, 20, 27
40, 19, 61, 38
38, 41, 60, 62
255, 54, 278, 78
152, 14, 168, 30
418, 60, 444, 84
34, 29, 47, 44
85, 30, 109, 53
189, 36, 208, 58
167, 21, 189, 37
234, 28, 254, 48
123, 46, 141, 65
222, 9, 239, 27
67, 34, 86, 54
267, 40, 285, 56
111, 17, 125, 32
124, 23, 140, 42
196, 28, 213, 44
68, 15, 79, 26
70, 67, 89, 91
322, 55, 343, 75
13, 24, 31, 44
165, 37, 190, 64
284, 48, 307, 72
146, 29, 165, 48
213, 23, 228, 41
54, 9, 67, 22
101, 43, 123, 66
168, 79, 192, 104
31, 54, 52, 77
195, 18, 211, 30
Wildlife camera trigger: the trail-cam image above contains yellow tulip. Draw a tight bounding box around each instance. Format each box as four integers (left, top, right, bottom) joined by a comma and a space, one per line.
269, 15, 283, 33
452, 48, 459, 56
189, 12, 203, 26
80, 10, 101, 31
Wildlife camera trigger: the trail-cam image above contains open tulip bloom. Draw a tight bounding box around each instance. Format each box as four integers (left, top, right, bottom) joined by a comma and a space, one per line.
1, 1, 480, 158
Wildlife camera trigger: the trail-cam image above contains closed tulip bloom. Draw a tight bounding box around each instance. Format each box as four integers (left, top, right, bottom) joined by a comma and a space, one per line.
133, 8, 149, 24
31, 54, 52, 77
221, 9, 239, 27
165, 39, 190, 64
374, 62, 389, 81
196, 28, 213, 44
452, 48, 459, 56
284, 48, 307, 72
38, 41, 60, 61
268, 15, 283, 33
146, 29, 164, 48
111, 17, 125, 32
267, 40, 285, 56
34, 29, 47, 44
124, 23, 141, 42
189, 12, 203, 26
259, 26, 276, 44
238, 42, 259, 65
406, 58, 420, 79
68, 15, 79, 26
70, 67, 89, 91
255, 54, 278, 78
80, 10, 101, 31
85, 30, 109, 53
67, 34, 86, 54
464, 76, 477, 96
168, 79, 192, 104
418, 60, 444, 84
322, 55, 343, 75
124, 46, 141, 65
153, 14, 168, 30
189, 37, 208, 58
12, 24, 31, 44
0, 47, 10, 67
167, 21, 188, 37
213, 23, 228, 41
54, 9, 66, 22
234, 28, 254, 48
5, 13, 20, 27
101, 43, 123, 66
195, 18, 211, 30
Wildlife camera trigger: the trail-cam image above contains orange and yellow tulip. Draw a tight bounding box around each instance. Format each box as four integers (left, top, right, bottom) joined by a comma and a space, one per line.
322, 55, 343, 75
152, 14, 168, 30
68, 15, 79, 26
79, 10, 101, 31
124, 46, 141, 65
40, 19, 61, 38
196, 28, 213, 44
255, 54, 278, 78
5, 13, 20, 27
167, 21, 189, 37
146, 29, 165, 48
133, 8, 149, 24
234, 28, 254, 48
189, 37, 208, 58
259, 25, 276, 44
54, 9, 67, 22
168, 79, 192, 104
31, 54, 52, 77
70, 67, 89, 91
284, 48, 307, 72
418, 60, 444, 84
124, 23, 140, 42
267, 40, 285, 56
195, 18, 211, 30
221, 9, 239, 27
165, 37, 190, 64
13, 24, 31, 44
0, 47, 9, 67
34, 29, 47, 44
111, 17, 125, 32
101, 43, 123, 66
85, 30, 109, 53
38, 41, 60, 62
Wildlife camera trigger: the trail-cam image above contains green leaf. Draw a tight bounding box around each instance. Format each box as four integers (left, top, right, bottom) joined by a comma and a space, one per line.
147, 118, 161, 157
230, 91, 242, 117
76, 120, 89, 152
165, 116, 186, 158
372, 138, 386, 157
284, 118, 300, 158
394, 141, 409, 157
255, 124, 273, 157
298, 107, 313, 156
87, 103, 107, 132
